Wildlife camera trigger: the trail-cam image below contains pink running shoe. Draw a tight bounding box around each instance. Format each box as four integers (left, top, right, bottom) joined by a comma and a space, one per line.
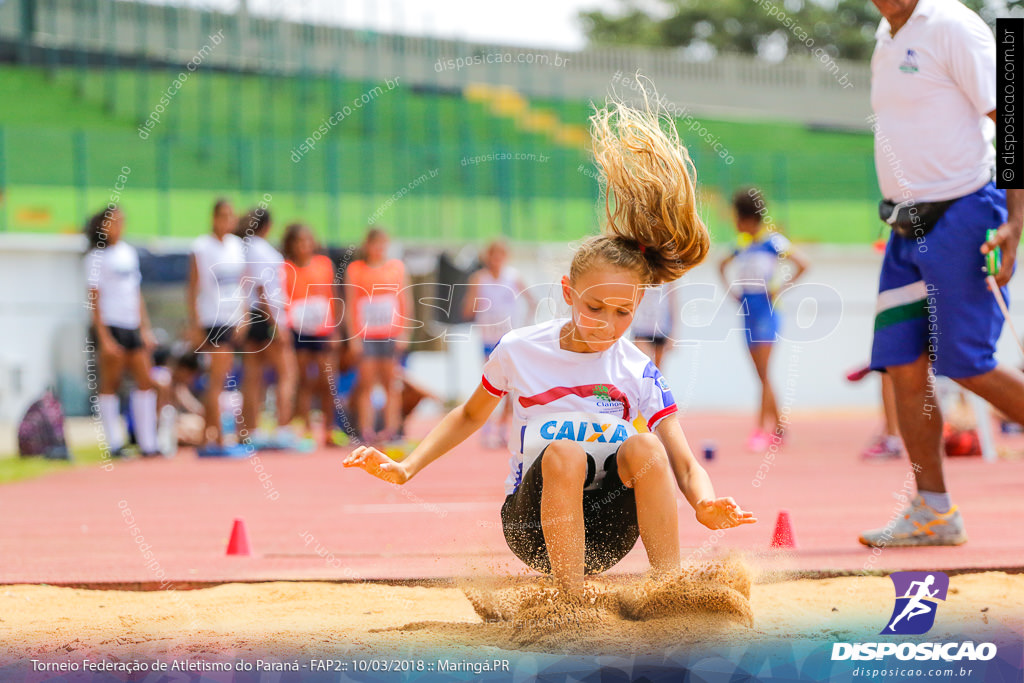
746, 429, 771, 452
861, 435, 903, 461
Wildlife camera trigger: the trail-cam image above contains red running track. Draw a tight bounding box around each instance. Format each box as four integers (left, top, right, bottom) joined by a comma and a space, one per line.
1, 413, 1022, 585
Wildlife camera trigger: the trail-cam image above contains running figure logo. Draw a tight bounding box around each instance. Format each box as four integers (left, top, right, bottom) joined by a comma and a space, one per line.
881, 571, 949, 635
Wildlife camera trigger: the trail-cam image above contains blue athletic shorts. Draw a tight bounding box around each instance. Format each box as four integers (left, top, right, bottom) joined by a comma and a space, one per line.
870, 182, 1010, 379
740, 293, 779, 346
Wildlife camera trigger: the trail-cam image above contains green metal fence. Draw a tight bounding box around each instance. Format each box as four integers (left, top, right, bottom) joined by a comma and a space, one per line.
0, 0, 882, 245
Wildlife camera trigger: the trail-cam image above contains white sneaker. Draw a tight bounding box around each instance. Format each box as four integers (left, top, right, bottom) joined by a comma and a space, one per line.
859, 495, 967, 547
157, 405, 178, 457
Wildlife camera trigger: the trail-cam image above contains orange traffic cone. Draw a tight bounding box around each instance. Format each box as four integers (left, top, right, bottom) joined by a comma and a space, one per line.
770, 510, 797, 549
226, 518, 252, 556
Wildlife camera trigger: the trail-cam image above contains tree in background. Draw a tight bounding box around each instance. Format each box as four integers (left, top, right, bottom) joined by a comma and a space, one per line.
579, 0, 1000, 62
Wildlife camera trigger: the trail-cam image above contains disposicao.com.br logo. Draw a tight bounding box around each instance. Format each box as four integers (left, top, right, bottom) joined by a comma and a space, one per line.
831, 571, 997, 663
883, 571, 949, 635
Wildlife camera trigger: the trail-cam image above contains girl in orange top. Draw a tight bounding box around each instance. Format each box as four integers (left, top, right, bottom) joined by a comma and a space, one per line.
345, 228, 411, 443
282, 223, 340, 442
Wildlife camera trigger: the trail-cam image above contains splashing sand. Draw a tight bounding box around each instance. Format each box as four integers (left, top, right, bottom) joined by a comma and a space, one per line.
444, 558, 754, 653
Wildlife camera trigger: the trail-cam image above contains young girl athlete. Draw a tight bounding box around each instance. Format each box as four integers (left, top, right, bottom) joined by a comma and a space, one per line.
187, 198, 246, 450
345, 228, 411, 443
281, 223, 340, 444
719, 189, 808, 452
85, 206, 160, 457
462, 239, 534, 449
237, 208, 298, 446
345, 96, 756, 594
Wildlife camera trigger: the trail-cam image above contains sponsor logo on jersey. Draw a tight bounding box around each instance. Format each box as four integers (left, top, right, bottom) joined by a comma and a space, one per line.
519, 384, 630, 419
538, 419, 630, 444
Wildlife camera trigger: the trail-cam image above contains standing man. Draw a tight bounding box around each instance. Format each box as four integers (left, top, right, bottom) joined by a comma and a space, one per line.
861, 0, 1024, 546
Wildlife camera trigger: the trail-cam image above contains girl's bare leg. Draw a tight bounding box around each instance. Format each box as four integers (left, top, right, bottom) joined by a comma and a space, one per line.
749, 343, 779, 433
316, 352, 335, 439
98, 348, 126, 395
240, 349, 263, 435
379, 357, 402, 437
653, 343, 667, 370
616, 432, 680, 573
269, 336, 297, 427
540, 440, 588, 595
295, 350, 314, 432
353, 360, 376, 439
205, 351, 233, 446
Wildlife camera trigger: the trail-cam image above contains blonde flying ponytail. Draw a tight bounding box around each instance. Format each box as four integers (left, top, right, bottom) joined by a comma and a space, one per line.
571, 77, 710, 286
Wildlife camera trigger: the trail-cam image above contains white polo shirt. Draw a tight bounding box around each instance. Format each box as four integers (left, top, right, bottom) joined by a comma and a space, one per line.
85, 241, 142, 329
242, 235, 287, 324
192, 233, 246, 328
870, 0, 996, 202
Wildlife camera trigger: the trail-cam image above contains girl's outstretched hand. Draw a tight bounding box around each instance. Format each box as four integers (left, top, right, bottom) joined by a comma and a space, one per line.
695, 497, 757, 530
342, 446, 410, 485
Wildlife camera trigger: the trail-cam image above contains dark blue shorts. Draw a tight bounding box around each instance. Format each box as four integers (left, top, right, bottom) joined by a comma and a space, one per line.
870, 182, 1010, 379
201, 324, 236, 350
362, 338, 397, 359
96, 326, 143, 352
740, 293, 779, 347
501, 445, 638, 575
293, 332, 331, 353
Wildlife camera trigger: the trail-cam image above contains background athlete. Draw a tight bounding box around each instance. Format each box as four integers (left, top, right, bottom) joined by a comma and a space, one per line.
85, 206, 160, 458
463, 239, 534, 448
187, 198, 246, 451
719, 188, 808, 452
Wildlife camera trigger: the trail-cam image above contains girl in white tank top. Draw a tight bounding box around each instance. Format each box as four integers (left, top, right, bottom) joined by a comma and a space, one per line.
463, 241, 534, 448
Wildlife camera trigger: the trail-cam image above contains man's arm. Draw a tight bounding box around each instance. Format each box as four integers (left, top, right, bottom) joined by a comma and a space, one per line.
986, 110, 1022, 287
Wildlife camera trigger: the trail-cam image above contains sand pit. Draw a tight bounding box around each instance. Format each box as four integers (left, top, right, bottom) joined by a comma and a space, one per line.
456, 560, 754, 651
0, 569, 1020, 664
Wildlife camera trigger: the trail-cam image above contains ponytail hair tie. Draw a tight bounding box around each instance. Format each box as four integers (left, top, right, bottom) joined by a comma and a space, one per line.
639, 243, 647, 254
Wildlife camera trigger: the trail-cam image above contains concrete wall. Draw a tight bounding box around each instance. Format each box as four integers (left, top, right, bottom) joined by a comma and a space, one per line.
0, 234, 90, 423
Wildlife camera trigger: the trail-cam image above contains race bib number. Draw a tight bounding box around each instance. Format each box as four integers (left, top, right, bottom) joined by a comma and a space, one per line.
290, 296, 331, 335
521, 411, 637, 491
360, 294, 398, 338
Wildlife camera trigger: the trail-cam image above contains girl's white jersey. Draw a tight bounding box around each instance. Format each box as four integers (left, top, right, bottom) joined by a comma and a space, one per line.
85, 241, 142, 329
473, 266, 523, 345
192, 233, 246, 327
243, 235, 287, 324
482, 318, 678, 495
732, 231, 791, 295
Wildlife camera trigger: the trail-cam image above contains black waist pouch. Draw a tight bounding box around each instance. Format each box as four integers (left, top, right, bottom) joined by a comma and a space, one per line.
878, 198, 957, 239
